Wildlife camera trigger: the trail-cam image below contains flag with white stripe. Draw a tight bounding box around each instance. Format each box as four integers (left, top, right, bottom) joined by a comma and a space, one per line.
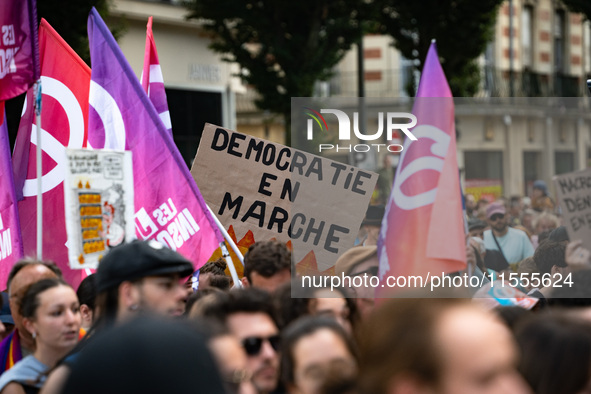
141, 16, 172, 134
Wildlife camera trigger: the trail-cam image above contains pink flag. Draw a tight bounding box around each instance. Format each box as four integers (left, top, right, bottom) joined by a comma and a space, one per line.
88, 8, 223, 271
377, 42, 466, 292
0, 0, 39, 101
0, 103, 24, 283
141, 16, 172, 134
12, 20, 91, 288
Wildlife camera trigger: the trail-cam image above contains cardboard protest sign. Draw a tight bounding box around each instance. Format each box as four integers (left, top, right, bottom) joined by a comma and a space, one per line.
554, 168, 591, 246
64, 149, 135, 269
191, 124, 378, 272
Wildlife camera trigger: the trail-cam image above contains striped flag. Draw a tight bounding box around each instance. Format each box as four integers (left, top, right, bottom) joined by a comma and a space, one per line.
141, 16, 172, 134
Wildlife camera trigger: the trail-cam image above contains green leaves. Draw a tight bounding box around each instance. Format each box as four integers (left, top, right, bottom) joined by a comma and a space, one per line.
187, 0, 371, 143
374, 0, 503, 96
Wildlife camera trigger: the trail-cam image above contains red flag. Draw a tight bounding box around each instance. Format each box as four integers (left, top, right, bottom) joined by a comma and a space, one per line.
377, 42, 466, 292
12, 19, 90, 287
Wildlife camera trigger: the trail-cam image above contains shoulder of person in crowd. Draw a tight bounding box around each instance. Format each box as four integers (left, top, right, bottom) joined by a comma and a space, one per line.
532, 196, 555, 211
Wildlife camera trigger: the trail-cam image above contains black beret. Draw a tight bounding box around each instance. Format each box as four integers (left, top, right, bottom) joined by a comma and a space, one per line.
96, 240, 194, 293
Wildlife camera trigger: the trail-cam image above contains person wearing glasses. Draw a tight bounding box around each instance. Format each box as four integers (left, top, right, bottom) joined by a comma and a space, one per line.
198, 319, 257, 394
202, 288, 282, 394
483, 202, 534, 265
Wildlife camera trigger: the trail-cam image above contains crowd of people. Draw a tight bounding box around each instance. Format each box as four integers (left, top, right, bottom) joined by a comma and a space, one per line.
0, 179, 588, 393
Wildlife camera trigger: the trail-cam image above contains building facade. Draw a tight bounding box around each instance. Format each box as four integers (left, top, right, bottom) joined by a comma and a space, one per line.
110, 0, 591, 200
109, 0, 244, 167
332, 0, 591, 200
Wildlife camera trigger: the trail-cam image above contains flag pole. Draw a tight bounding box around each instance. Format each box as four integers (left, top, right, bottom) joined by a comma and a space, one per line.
220, 242, 242, 288
34, 80, 42, 259
206, 204, 244, 266
207, 204, 244, 288
460, 175, 472, 278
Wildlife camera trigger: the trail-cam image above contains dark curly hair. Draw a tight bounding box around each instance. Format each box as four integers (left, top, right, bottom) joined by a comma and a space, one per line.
244, 241, 291, 283
200, 258, 227, 275
200, 287, 278, 327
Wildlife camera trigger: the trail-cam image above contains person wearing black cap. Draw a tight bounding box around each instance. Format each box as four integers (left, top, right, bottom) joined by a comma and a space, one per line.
40, 240, 195, 394
92, 239, 194, 323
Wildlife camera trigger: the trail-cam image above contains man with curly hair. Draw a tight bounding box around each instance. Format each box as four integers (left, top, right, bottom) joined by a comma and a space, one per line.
241, 240, 291, 293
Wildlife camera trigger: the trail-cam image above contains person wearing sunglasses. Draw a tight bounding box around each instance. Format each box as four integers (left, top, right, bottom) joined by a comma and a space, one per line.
202, 288, 282, 394
483, 202, 534, 265
198, 319, 257, 394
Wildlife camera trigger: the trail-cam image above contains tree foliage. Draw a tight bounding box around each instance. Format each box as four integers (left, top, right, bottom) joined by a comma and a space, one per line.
186, 0, 373, 143
37, 0, 116, 64
375, 0, 503, 96
561, 0, 591, 21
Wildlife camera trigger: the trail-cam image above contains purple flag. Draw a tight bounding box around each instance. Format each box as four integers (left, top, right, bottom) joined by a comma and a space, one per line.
0, 0, 39, 101
0, 103, 24, 283
87, 8, 223, 270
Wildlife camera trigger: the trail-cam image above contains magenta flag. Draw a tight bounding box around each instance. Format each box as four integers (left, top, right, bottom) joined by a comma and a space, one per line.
141, 16, 172, 134
12, 20, 91, 288
0, 0, 39, 100
0, 103, 24, 284
88, 8, 223, 270
377, 42, 466, 293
